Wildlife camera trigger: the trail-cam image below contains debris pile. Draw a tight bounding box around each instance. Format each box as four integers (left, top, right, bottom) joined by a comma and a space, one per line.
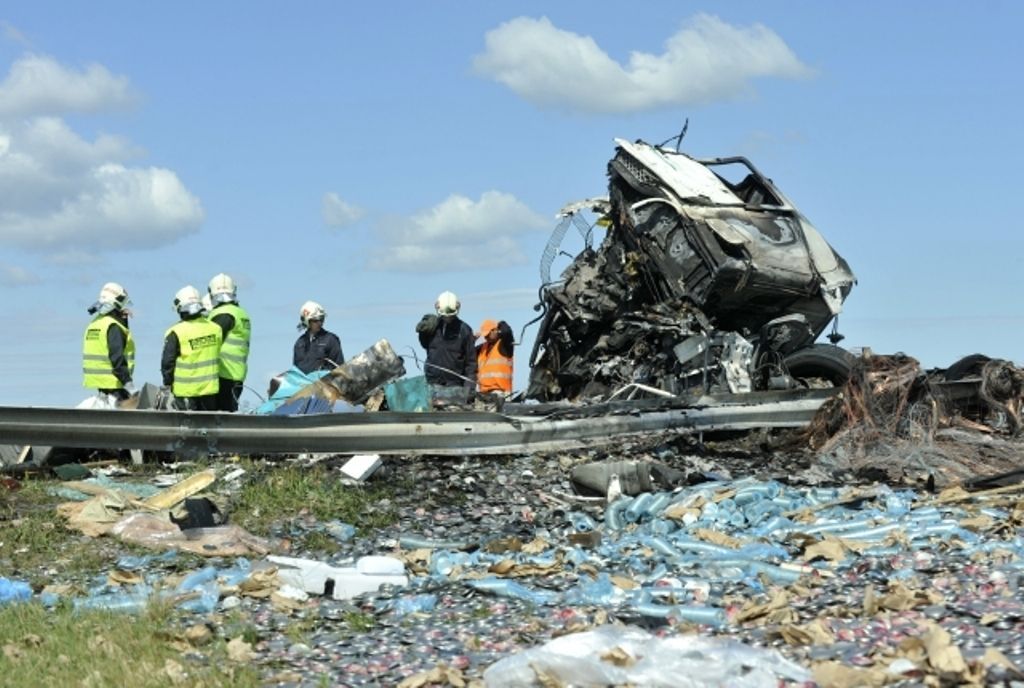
2, 424, 1024, 685
810, 354, 1024, 486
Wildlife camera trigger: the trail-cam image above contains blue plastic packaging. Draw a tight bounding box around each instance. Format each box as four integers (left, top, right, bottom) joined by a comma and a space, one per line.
393, 593, 438, 615
74, 587, 151, 614
325, 521, 357, 542
569, 512, 597, 532
624, 493, 655, 523
176, 566, 219, 613
219, 558, 253, 587
0, 578, 32, 604
468, 577, 559, 606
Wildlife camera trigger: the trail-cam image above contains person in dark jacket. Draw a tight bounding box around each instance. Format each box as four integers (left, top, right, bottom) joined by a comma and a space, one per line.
293, 300, 343, 374
416, 290, 477, 392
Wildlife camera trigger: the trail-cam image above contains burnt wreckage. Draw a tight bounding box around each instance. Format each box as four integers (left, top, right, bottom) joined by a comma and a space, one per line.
528, 138, 857, 401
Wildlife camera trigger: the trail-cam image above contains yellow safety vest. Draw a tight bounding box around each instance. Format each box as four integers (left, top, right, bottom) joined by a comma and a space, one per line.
165, 318, 222, 397
210, 302, 251, 381
82, 315, 135, 389
477, 342, 513, 393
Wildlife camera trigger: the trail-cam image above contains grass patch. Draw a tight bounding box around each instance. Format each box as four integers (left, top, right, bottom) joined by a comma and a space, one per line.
0, 480, 118, 585
342, 610, 376, 632
0, 602, 260, 687
230, 464, 400, 535
297, 529, 342, 555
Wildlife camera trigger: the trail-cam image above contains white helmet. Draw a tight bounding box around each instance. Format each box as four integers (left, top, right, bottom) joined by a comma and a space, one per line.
435, 291, 460, 316
98, 282, 129, 307
174, 285, 204, 316
299, 300, 326, 328
89, 282, 130, 315
208, 273, 237, 305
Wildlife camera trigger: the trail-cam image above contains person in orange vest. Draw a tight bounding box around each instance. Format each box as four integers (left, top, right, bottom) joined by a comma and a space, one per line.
475, 319, 514, 395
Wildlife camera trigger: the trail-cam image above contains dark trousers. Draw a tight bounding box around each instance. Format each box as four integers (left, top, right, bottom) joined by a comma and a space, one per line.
173, 394, 217, 411
216, 379, 243, 412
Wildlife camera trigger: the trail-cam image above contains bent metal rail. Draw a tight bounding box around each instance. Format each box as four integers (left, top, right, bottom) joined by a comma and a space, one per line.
0, 389, 834, 457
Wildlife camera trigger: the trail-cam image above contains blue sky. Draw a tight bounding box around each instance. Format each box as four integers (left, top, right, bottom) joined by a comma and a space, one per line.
1, 2, 1021, 408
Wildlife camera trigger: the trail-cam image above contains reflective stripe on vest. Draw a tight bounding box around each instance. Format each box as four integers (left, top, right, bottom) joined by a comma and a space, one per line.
477, 343, 513, 393
210, 302, 251, 381
82, 315, 135, 390
166, 318, 222, 397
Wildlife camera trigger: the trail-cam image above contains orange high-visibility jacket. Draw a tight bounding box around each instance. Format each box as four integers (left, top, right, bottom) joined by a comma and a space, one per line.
477, 342, 513, 393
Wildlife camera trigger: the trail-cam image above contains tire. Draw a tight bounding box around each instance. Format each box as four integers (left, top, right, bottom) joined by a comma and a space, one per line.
784, 344, 856, 388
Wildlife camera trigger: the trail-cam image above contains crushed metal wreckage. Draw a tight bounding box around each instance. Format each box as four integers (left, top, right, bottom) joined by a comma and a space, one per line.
528, 138, 856, 402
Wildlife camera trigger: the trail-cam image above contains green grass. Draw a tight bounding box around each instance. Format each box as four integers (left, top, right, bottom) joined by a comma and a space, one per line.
0, 480, 118, 585
0, 602, 260, 688
229, 463, 400, 535
342, 610, 376, 632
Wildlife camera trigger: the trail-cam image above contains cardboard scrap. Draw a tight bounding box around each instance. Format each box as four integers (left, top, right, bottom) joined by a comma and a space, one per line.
599, 646, 636, 667
482, 537, 523, 553
58, 493, 133, 537
801, 536, 848, 564
396, 663, 472, 688
811, 661, 887, 688
922, 623, 968, 675
981, 647, 1024, 676
488, 559, 516, 575
609, 575, 638, 590
239, 568, 279, 598
226, 637, 255, 662
735, 590, 795, 624
141, 469, 216, 511
520, 538, 549, 554
692, 528, 742, 549
775, 619, 835, 646
107, 569, 143, 586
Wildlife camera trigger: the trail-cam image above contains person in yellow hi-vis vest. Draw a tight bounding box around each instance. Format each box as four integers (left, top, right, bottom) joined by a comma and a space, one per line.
82, 282, 135, 401
160, 285, 223, 411
207, 273, 251, 412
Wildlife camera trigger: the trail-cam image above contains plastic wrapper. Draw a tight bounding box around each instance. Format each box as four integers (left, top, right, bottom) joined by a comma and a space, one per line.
483, 625, 810, 687
111, 513, 274, 557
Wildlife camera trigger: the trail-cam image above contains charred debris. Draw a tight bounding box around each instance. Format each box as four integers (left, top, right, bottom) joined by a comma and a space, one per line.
527, 137, 857, 403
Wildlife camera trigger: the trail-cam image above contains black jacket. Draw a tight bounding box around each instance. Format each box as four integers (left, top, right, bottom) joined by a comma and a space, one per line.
293, 329, 343, 374
106, 311, 133, 387
418, 315, 477, 387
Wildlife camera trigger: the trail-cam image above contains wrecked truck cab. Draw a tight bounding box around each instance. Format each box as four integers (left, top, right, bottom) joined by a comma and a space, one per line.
527, 138, 857, 402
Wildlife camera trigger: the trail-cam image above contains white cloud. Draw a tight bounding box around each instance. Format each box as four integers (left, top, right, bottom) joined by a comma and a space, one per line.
0, 161, 204, 249
0, 54, 203, 252
370, 191, 548, 271
322, 191, 364, 229
473, 14, 813, 113
0, 263, 40, 286
0, 54, 136, 117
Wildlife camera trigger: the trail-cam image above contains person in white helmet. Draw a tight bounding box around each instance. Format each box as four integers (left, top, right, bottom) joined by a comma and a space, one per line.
416, 290, 477, 391
293, 300, 343, 374
207, 273, 251, 412
161, 285, 223, 411
82, 282, 135, 401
